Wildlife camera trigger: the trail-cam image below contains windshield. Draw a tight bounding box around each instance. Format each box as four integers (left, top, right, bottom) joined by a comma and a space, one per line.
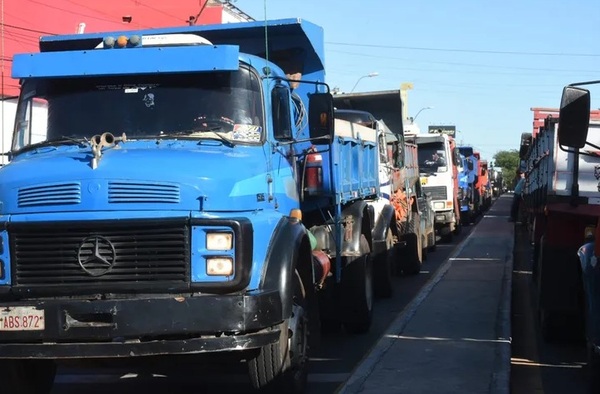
12, 66, 264, 152
418, 141, 448, 172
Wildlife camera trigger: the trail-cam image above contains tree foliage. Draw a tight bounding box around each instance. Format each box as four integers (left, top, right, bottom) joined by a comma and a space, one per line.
493, 149, 520, 187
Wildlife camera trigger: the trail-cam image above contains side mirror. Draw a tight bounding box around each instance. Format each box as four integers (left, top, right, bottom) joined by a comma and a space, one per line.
308, 93, 334, 142
467, 159, 474, 171
519, 133, 532, 159
558, 86, 591, 149
452, 148, 460, 166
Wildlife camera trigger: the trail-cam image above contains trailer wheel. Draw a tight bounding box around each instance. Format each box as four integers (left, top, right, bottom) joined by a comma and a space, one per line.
373, 228, 394, 299
248, 269, 309, 393
342, 235, 373, 334
0, 359, 56, 394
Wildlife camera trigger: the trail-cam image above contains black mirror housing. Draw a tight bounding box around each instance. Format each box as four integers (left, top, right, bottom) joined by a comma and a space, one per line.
558, 86, 591, 149
308, 93, 334, 142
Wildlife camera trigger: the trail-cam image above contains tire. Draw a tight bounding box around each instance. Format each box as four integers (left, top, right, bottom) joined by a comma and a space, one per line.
453, 210, 462, 235
587, 342, 600, 394
399, 212, 422, 275
341, 235, 374, 334
0, 359, 56, 394
373, 228, 394, 299
427, 230, 436, 252
248, 270, 309, 393
421, 234, 428, 261
441, 226, 454, 243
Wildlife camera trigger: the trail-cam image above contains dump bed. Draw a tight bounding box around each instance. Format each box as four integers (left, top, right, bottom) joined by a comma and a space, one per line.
323, 119, 379, 205
527, 118, 600, 202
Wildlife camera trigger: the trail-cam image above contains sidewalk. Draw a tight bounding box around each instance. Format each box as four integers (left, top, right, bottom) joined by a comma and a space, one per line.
337, 195, 514, 394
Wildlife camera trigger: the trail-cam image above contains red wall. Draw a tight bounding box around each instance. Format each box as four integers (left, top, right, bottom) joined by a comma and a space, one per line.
2, 0, 224, 96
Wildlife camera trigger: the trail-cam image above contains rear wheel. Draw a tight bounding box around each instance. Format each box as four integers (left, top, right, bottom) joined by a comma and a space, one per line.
248, 270, 309, 393
400, 213, 422, 275
342, 235, 374, 334
441, 225, 454, 243
0, 359, 56, 394
373, 228, 394, 299
427, 230, 436, 252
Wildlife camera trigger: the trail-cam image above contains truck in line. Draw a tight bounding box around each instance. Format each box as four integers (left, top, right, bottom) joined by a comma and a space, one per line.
549, 81, 600, 390
521, 100, 600, 351
0, 19, 391, 393
333, 91, 433, 275
457, 146, 480, 224
409, 127, 462, 242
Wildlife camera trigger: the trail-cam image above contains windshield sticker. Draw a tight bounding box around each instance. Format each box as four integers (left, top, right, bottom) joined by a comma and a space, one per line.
143, 93, 155, 108
230, 124, 262, 142
96, 84, 158, 91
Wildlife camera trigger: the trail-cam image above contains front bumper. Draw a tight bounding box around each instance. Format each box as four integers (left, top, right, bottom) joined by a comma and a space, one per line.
433, 210, 454, 226
0, 290, 282, 359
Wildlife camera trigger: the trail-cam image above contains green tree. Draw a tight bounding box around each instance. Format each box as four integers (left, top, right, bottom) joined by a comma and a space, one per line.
493, 149, 520, 188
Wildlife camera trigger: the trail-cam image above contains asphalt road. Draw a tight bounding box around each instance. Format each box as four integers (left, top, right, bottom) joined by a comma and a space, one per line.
50, 221, 478, 394
511, 223, 588, 394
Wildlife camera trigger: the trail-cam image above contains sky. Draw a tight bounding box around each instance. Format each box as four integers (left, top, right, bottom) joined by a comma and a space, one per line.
233, 0, 600, 162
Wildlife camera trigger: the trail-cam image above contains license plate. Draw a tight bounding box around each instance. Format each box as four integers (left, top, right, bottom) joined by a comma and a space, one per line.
420, 177, 428, 185
0, 306, 45, 331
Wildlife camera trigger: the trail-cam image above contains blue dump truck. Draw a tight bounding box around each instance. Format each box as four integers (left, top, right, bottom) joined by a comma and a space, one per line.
0, 19, 386, 393
457, 146, 479, 224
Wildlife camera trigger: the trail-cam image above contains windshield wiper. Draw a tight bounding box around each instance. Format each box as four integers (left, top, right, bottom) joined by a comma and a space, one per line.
156, 128, 235, 148
17, 136, 90, 154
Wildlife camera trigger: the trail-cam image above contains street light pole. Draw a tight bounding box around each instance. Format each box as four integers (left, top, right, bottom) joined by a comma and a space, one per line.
350, 72, 379, 93
411, 106, 433, 124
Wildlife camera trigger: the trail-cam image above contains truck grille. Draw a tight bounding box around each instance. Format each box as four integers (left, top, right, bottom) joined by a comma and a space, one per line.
11, 220, 189, 289
423, 186, 447, 201
18, 182, 81, 207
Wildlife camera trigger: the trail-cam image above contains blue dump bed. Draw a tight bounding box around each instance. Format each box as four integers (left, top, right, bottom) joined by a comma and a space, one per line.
329, 119, 379, 204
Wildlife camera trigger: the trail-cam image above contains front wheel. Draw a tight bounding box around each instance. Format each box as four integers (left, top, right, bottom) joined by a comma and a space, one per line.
248, 270, 309, 393
342, 235, 374, 334
0, 359, 56, 394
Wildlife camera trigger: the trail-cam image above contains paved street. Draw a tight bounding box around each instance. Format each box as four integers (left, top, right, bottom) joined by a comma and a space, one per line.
50, 223, 477, 394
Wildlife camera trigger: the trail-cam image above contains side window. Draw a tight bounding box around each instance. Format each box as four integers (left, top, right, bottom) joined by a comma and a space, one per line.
272, 85, 292, 141
378, 134, 388, 164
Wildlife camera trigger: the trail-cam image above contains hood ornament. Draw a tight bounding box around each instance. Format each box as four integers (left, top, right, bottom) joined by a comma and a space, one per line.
90, 132, 127, 169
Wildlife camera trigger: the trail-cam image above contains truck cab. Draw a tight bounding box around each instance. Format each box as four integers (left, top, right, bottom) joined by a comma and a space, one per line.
413, 131, 461, 242
0, 19, 379, 393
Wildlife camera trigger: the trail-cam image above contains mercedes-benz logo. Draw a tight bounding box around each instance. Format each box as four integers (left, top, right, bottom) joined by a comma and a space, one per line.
77, 236, 117, 277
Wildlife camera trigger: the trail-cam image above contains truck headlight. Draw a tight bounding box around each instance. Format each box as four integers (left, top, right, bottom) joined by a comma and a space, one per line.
206, 257, 234, 276
206, 232, 233, 250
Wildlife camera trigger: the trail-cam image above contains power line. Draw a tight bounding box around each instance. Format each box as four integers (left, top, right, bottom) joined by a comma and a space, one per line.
326, 41, 600, 58
0, 23, 55, 36
327, 49, 599, 74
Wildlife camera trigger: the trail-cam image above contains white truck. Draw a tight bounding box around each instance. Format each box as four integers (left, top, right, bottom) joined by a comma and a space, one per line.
408, 128, 462, 242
